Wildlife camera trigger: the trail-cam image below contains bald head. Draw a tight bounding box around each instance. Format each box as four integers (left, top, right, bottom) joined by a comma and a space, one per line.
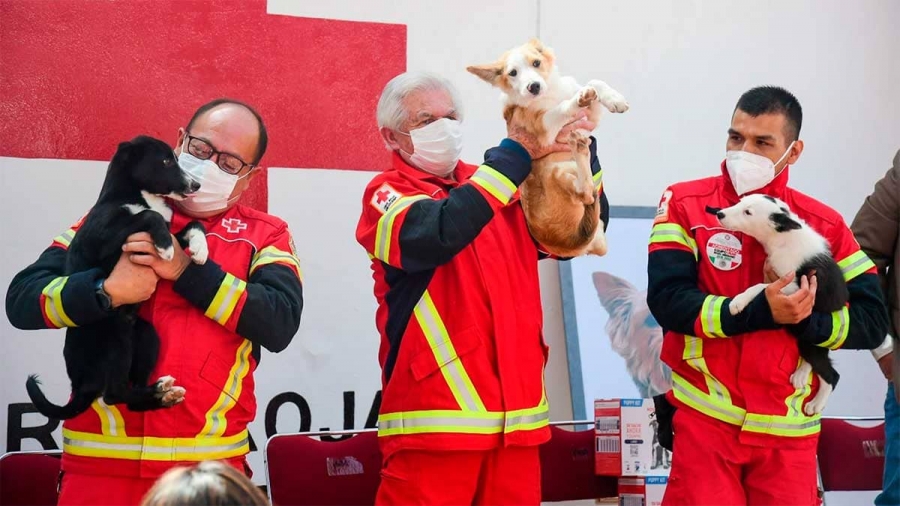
186, 99, 268, 164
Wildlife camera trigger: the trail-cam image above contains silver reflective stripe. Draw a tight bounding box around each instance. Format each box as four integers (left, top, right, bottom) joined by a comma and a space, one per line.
63, 436, 249, 456
204, 342, 251, 437
44, 277, 66, 325
505, 410, 549, 430
213, 276, 243, 322
673, 379, 743, 424
376, 197, 424, 261
743, 418, 820, 432
379, 416, 502, 431
832, 309, 848, 346
840, 256, 868, 278
414, 296, 481, 412
472, 168, 515, 201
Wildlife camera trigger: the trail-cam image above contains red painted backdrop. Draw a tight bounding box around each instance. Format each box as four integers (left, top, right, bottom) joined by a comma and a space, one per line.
0, 0, 406, 212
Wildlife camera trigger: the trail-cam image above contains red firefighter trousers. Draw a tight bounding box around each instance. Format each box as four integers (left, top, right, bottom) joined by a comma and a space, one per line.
663, 407, 820, 506
375, 445, 541, 506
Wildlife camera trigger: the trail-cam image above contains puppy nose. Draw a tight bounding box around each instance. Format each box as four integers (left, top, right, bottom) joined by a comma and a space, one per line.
190, 180, 201, 192
716, 211, 725, 219
527, 82, 541, 95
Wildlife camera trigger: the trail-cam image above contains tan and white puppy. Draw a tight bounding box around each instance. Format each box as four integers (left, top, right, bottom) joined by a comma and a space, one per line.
467, 38, 628, 256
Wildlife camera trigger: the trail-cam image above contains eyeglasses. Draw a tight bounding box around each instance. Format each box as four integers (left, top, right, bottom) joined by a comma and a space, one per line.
184, 134, 255, 175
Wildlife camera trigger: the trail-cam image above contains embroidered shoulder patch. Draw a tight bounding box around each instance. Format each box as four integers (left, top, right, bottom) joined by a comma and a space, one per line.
654, 190, 673, 224
370, 183, 402, 214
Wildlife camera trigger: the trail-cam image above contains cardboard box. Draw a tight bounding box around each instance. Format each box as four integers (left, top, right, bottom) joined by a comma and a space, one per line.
617, 476, 668, 506
594, 398, 672, 477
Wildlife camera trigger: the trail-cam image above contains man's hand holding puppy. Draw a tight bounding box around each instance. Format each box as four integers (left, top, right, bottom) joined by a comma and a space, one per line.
103, 251, 159, 308
123, 231, 191, 281
765, 270, 818, 325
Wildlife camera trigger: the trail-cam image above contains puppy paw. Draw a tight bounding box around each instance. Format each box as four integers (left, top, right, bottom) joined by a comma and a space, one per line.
156, 245, 175, 262
568, 129, 590, 153
804, 398, 827, 415
154, 375, 176, 394
600, 91, 629, 113
790, 370, 809, 389
577, 86, 598, 107
186, 229, 208, 265
728, 297, 748, 315
161, 387, 186, 407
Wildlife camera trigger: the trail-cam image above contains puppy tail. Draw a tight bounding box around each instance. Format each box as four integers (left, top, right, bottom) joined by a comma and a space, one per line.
26, 375, 96, 420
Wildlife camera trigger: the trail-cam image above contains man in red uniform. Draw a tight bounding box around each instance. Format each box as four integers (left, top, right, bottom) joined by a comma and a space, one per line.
355, 72, 609, 505
647, 86, 888, 505
6, 99, 304, 505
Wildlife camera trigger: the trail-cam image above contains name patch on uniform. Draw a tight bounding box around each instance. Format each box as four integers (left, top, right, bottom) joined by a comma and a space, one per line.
370, 183, 401, 214
707, 232, 742, 271
654, 190, 673, 224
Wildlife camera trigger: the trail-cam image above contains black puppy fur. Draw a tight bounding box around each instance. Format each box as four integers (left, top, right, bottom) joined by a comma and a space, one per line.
771, 206, 847, 392
26, 135, 206, 419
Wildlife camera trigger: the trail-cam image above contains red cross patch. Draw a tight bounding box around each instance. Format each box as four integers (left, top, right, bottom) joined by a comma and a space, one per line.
221, 218, 248, 234
370, 183, 401, 214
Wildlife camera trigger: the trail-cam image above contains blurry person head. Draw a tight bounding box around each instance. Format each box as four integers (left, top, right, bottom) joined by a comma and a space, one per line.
140, 460, 269, 506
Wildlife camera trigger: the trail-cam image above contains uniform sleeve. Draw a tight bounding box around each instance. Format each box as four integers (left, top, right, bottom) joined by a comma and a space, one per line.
355, 139, 532, 273
646, 188, 779, 338
173, 223, 303, 353
5, 217, 110, 330
538, 136, 609, 261
787, 222, 889, 350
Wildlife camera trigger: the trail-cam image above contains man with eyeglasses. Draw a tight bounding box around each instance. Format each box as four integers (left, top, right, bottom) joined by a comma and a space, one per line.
6, 99, 304, 505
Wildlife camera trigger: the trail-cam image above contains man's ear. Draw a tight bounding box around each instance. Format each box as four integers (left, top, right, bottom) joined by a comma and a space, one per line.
770, 211, 802, 232
785, 139, 804, 166
175, 128, 186, 155
380, 127, 402, 151
466, 62, 503, 84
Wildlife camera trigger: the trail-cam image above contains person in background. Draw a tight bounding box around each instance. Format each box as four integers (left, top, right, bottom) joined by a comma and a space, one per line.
140, 460, 270, 506
849, 148, 900, 506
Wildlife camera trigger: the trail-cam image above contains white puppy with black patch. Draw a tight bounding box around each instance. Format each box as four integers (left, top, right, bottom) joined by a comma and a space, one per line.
715, 194, 845, 415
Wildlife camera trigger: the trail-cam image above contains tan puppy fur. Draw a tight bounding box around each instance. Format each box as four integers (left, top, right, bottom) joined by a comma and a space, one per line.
468, 39, 628, 257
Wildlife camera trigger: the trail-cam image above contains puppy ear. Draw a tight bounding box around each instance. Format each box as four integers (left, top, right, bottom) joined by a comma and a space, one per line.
770, 211, 802, 232
466, 63, 503, 84
528, 38, 544, 53
110, 140, 135, 168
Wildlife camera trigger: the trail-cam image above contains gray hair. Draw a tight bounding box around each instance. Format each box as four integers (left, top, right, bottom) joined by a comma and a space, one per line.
376, 72, 463, 132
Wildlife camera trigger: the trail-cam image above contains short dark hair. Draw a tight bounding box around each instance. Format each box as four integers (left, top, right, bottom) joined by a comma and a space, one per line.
186, 98, 268, 164
734, 86, 803, 141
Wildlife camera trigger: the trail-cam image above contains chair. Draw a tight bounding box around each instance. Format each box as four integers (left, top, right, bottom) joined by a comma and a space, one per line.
817, 416, 885, 502
0, 450, 63, 506
265, 430, 381, 506
539, 423, 618, 502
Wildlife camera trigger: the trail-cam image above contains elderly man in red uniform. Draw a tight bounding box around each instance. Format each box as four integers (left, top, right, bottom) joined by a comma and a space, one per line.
647, 86, 888, 505
356, 71, 609, 505
6, 99, 304, 505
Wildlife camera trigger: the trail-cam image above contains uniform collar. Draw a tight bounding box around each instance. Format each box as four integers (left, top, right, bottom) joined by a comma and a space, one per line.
719, 159, 790, 204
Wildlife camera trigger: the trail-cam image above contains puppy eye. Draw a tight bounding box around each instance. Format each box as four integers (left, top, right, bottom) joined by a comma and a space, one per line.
744, 209, 752, 216
532, 60, 540, 68
508, 69, 518, 77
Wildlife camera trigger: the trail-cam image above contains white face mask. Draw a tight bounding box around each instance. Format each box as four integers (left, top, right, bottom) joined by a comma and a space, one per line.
177, 139, 246, 213
725, 141, 795, 196
398, 118, 463, 177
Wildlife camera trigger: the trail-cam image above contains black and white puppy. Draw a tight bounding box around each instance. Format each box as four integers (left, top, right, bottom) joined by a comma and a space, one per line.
715, 194, 846, 415
26, 135, 209, 419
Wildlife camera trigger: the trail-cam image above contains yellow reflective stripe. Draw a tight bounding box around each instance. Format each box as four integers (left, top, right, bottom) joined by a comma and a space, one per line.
374, 195, 430, 262
205, 274, 247, 325
671, 372, 745, 426
593, 170, 603, 192
41, 277, 75, 328
743, 413, 820, 437
413, 291, 486, 412
249, 246, 302, 279
682, 335, 732, 405
838, 250, 875, 282
649, 223, 698, 258
819, 306, 849, 350
91, 399, 127, 437
785, 359, 813, 417
53, 228, 76, 248
470, 165, 517, 205
198, 340, 253, 438
700, 295, 727, 338
62, 428, 249, 461
377, 405, 548, 437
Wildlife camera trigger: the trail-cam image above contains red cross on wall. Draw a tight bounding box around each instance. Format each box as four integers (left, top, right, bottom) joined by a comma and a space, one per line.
0, 0, 407, 213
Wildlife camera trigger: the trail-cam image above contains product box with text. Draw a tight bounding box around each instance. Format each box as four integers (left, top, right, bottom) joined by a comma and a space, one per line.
594, 398, 671, 476
617, 476, 668, 506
